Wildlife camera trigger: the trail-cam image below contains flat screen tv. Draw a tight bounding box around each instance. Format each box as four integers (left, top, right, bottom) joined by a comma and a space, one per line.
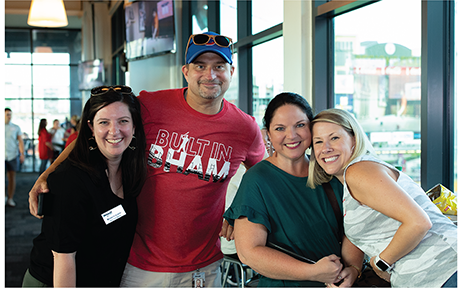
78, 59, 105, 91
125, 0, 175, 61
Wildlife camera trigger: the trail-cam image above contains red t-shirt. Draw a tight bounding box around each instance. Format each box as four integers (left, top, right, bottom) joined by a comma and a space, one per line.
38, 129, 53, 160
128, 88, 265, 272
65, 131, 78, 148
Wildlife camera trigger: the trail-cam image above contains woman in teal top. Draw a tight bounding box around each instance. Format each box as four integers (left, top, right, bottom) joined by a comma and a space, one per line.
224, 93, 363, 287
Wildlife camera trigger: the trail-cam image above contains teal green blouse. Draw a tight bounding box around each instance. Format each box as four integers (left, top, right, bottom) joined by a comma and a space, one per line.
224, 160, 343, 287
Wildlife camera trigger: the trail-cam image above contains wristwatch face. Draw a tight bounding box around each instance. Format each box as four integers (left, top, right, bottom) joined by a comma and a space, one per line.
376, 260, 390, 271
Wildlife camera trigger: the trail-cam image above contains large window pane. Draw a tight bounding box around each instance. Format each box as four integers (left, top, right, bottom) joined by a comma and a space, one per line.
192, 0, 208, 33
33, 100, 71, 122
252, 37, 284, 127
33, 65, 71, 98
252, 0, 283, 35
225, 52, 239, 107
334, 0, 422, 183
32, 52, 70, 65
5, 65, 32, 98
5, 28, 82, 172
220, 0, 237, 42
4, 99, 33, 141
5, 52, 32, 64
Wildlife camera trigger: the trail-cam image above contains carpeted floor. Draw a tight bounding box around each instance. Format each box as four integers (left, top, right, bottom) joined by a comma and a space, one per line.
5, 172, 42, 287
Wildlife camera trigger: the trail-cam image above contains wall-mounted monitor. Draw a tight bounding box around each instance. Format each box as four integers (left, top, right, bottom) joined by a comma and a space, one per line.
78, 59, 105, 91
125, 0, 175, 61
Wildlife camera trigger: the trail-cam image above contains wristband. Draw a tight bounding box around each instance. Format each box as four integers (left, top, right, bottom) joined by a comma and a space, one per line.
375, 255, 394, 273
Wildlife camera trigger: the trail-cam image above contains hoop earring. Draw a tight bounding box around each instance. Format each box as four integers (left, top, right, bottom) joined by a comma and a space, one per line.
128, 135, 137, 150
88, 137, 98, 150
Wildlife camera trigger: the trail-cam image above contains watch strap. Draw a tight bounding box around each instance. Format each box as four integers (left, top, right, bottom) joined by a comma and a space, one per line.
375, 255, 394, 272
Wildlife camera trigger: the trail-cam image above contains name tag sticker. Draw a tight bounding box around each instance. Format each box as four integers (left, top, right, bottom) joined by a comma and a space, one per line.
101, 204, 126, 225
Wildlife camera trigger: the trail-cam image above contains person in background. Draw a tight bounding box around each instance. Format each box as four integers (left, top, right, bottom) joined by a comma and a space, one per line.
64, 114, 80, 141
224, 93, 363, 287
37, 119, 53, 174
49, 119, 66, 163
65, 118, 80, 148
28, 31, 266, 287
22, 85, 147, 287
5, 108, 25, 207
308, 108, 457, 288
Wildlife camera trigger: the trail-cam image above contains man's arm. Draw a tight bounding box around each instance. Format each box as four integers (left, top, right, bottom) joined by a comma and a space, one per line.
29, 140, 75, 218
17, 134, 25, 164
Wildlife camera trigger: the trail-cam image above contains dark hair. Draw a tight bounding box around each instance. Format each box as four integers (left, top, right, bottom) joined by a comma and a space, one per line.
37, 119, 47, 135
5, 108, 11, 112
68, 90, 147, 198
263, 92, 313, 130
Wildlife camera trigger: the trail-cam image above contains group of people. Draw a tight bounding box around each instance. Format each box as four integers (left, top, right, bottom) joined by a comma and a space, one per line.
37, 116, 80, 174
23, 31, 457, 288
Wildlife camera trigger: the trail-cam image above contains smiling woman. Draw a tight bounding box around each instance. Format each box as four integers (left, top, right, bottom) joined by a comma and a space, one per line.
22, 86, 147, 287
224, 93, 364, 287
88, 101, 135, 163
308, 108, 457, 288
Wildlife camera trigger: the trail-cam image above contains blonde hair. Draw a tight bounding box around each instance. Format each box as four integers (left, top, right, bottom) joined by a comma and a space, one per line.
307, 108, 375, 188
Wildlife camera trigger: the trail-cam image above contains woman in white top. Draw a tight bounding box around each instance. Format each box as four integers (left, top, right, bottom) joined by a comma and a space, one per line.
307, 108, 457, 288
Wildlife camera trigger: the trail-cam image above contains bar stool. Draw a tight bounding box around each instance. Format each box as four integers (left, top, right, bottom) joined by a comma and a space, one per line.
221, 255, 254, 288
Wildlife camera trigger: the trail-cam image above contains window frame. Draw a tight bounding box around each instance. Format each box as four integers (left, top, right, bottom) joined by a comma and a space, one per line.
312, 0, 455, 191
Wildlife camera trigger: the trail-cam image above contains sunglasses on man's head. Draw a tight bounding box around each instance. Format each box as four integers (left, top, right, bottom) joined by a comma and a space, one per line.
91, 85, 133, 97
189, 34, 232, 47
185, 34, 233, 61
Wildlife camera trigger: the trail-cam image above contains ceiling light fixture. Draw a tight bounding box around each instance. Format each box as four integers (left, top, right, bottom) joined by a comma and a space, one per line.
27, 0, 68, 27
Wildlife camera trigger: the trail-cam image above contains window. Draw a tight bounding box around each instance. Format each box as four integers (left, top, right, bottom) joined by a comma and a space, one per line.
252, 37, 284, 127
220, 0, 237, 42
334, 0, 422, 183
314, 0, 455, 191
225, 53, 239, 107
218, 1, 283, 120
252, 0, 283, 35
5, 29, 82, 172
192, 1, 209, 34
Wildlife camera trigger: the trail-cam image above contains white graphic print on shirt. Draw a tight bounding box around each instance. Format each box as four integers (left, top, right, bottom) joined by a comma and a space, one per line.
148, 129, 232, 183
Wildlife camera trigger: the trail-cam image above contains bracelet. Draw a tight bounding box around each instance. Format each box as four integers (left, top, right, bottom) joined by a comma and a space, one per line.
348, 264, 362, 278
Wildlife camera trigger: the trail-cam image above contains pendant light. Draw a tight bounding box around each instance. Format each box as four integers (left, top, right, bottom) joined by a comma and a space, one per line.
28, 0, 68, 27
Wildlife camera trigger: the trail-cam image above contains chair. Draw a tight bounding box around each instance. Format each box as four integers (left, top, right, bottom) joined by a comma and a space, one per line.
221, 255, 255, 288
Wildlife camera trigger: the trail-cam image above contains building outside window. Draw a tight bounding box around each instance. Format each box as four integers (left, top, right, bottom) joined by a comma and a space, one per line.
334, 0, 422, 183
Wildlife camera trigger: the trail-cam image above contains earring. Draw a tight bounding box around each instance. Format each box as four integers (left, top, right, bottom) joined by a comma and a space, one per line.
351, 145, 355, 152
128, 135, 137, 150
88, 137, 98, 151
